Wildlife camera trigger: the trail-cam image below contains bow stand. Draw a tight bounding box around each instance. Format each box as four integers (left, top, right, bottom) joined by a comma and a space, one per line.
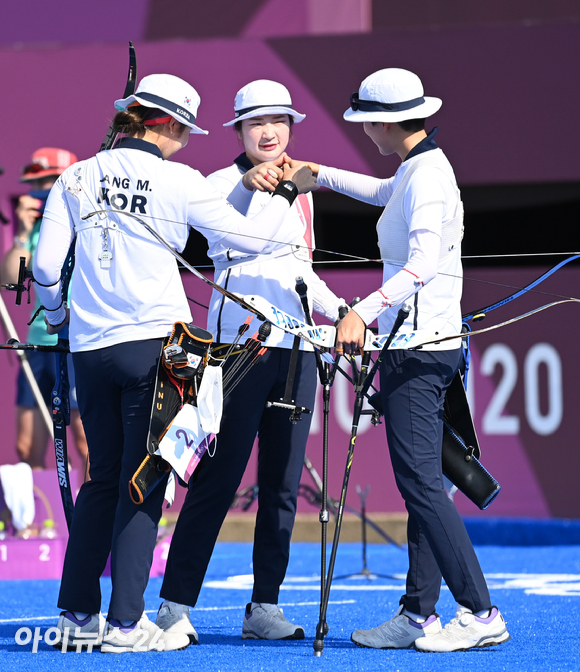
312, 302, 411, 657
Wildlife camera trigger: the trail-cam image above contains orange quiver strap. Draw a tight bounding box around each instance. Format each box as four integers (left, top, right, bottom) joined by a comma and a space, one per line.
129, 454, 172, 505
129, 322, 215, 505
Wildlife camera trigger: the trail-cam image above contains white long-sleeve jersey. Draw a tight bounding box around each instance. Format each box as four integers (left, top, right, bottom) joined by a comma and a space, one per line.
317, 143, 463, 349
206, 160, 344, 349
33, 139, 296, 352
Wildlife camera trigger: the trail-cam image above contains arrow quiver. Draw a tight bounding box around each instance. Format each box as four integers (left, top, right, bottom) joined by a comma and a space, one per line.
442, 371, 501, 509
130, 323, 213, 504
163, 322, 213, 380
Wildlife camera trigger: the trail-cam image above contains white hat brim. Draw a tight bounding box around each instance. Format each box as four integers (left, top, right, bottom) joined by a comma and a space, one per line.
343, 96, 442, 123
115, 94, 209, 135
223, 106, 306, 127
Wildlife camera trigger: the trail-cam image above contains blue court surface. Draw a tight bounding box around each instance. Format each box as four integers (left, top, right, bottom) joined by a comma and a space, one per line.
1, 536, 579, 672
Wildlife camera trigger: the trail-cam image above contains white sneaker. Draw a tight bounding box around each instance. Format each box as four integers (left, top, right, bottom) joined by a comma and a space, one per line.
241, 603, 305, 640
351, 605, 442, 649
415, 605, 510, 652
101, 613, 190, 653
56, 612, 106, 650
156, 600, 199, 644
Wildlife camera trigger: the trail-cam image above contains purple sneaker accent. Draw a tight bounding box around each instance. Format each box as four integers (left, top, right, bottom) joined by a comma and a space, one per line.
57, 612, 105, 651
414, 606, 510, 652
63, 612, 91, 627
474, 607, 498, 624
108, 619, 138, 634
422, 614, 439, 627
407, 614, 438, 630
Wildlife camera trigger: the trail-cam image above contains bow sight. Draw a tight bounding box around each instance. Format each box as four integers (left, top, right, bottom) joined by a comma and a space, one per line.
2, 256, 33, 306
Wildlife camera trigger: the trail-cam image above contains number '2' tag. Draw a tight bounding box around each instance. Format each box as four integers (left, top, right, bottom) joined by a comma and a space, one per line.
157, 404, 213, 482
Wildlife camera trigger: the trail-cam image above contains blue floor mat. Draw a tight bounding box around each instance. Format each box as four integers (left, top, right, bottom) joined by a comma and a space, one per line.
1, 542, 579, 671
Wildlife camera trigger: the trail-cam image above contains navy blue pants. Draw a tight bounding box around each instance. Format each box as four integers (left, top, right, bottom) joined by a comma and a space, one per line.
380, 348, 491, 616
58, 339, 166, 621
161, 347, 317, 607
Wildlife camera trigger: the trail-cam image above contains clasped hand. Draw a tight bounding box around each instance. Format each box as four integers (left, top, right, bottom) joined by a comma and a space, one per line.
242, 154, 319, 194
334, 309, 366, 356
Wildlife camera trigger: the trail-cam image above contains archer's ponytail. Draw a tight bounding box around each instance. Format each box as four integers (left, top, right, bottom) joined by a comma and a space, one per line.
112, 106, 149, 136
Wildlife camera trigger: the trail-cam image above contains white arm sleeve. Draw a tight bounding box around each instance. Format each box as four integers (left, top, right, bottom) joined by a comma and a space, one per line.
187, 183, 292, 254
317, 165, 394, 206
353, 228, 440, 326
302, 267, 345, 322
32, 179, 75, 325
208, 172, 254, 216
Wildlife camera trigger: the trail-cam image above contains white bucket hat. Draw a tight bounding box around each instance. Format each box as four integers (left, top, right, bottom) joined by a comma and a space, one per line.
115, 74, 208, 134
344, 68, 442, 124
223, 79, 306, 127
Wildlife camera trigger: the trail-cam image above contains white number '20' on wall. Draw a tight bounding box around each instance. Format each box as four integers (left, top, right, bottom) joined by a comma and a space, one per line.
477, 342, 563, 436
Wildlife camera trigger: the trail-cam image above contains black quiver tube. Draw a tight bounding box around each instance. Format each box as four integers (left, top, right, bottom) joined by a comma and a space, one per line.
369, 370, 501, 510
442, 372, 501, 510
442, 422, 501, 510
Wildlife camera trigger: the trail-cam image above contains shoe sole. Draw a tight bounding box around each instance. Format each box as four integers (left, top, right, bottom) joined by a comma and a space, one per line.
101, 644, 162, 653
52, 641, 101, 651
101, 643, 191, 653
156, 624, 199, 645
416, 631, 511, 653
351, 634, 414, 650
155, 615, 199, 645
242, 628, 305, 641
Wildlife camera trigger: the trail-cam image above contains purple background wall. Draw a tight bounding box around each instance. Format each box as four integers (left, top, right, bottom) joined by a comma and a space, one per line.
2, 267, 579, 519
1, 15, 580, 209
1, 2, 579, 519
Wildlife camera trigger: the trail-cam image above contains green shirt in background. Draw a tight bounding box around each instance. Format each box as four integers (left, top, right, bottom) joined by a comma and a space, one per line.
25, 219, 67, 346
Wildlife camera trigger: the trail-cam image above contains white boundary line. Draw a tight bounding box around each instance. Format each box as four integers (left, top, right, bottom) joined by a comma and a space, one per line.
0, 600, 356, 625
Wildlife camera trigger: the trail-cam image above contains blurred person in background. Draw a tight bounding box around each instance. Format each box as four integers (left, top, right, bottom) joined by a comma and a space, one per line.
0, 148, 88, 475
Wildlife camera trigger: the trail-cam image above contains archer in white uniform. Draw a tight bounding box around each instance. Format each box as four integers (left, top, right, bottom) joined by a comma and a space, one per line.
159, 80, 344, 642
293, 68, 509, 653
33, 73, 315, 653
206, 159, 340, 347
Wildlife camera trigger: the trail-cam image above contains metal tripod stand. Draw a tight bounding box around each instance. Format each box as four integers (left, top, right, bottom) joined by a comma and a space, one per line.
332, 484, 399, 581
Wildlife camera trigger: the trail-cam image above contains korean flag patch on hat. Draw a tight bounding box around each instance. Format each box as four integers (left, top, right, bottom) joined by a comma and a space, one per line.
115, 74, 209, 134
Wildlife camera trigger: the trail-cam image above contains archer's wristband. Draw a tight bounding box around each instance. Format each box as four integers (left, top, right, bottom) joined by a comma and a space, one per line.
273, 180, 298, 206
